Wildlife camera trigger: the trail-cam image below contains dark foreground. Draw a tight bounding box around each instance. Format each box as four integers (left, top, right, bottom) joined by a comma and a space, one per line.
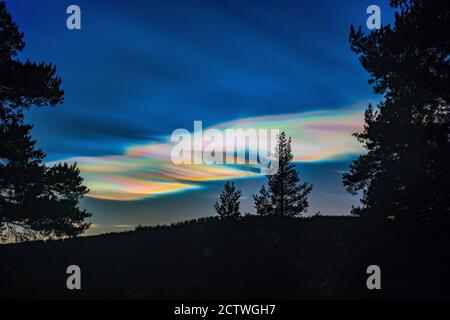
1, 215, 450, 299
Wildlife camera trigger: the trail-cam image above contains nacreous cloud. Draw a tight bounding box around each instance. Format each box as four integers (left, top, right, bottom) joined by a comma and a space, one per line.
52, 104, 366, 201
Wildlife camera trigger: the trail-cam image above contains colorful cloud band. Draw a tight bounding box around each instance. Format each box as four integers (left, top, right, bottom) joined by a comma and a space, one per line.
52, 103, 366, 201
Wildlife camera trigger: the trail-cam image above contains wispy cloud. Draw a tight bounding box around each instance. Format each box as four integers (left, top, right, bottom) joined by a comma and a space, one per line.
51, 103, 366, 201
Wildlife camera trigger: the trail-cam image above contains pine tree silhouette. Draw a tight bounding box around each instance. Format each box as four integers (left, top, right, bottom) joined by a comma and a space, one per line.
215, 181, 242, 219
0, 2, 91, 241
254, 132, 312, 217
343, 0, 450, 220
253, 185, 271, 216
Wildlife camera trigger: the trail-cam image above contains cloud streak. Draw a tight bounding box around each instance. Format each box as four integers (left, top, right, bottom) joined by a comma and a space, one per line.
52, 103, 366, 201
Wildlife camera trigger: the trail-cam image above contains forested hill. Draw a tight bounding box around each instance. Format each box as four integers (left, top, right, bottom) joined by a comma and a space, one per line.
1, 215, 450, 299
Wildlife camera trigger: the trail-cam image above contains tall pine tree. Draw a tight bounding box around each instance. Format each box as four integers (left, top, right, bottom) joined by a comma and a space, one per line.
254, 132, 312, 217
0, 2, 91, 241
343, 0, 450, 220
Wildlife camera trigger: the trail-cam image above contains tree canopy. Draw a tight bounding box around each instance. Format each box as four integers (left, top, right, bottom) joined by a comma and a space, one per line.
343, 0, 450, 220
254, 132, 312, 217
215, 181, 242, 219
0, 2, 91, 241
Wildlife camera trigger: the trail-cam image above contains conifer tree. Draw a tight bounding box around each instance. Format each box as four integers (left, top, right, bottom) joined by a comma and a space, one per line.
343, 0, 450, 220
254, 132, 312, 217
0, 2, 91, 241
215, 181, 242, 219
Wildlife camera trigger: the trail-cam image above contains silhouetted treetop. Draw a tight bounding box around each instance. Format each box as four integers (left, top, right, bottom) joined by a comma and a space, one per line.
254, 132, 312, 217
350, 0, 449, 104
0, 2, 63, 109
215, 181, 242, 219
0, 1, 90, 242
344, 0, 449, 220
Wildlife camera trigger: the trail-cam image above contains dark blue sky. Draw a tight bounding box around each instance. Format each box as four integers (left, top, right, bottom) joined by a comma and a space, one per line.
5, 0, 393, 234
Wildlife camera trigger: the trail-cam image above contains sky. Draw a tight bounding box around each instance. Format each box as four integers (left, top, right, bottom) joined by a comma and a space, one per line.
4, 0, 394, 235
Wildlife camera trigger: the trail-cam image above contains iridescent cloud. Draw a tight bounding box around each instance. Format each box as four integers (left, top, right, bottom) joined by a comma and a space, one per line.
52, 103, 366, 201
